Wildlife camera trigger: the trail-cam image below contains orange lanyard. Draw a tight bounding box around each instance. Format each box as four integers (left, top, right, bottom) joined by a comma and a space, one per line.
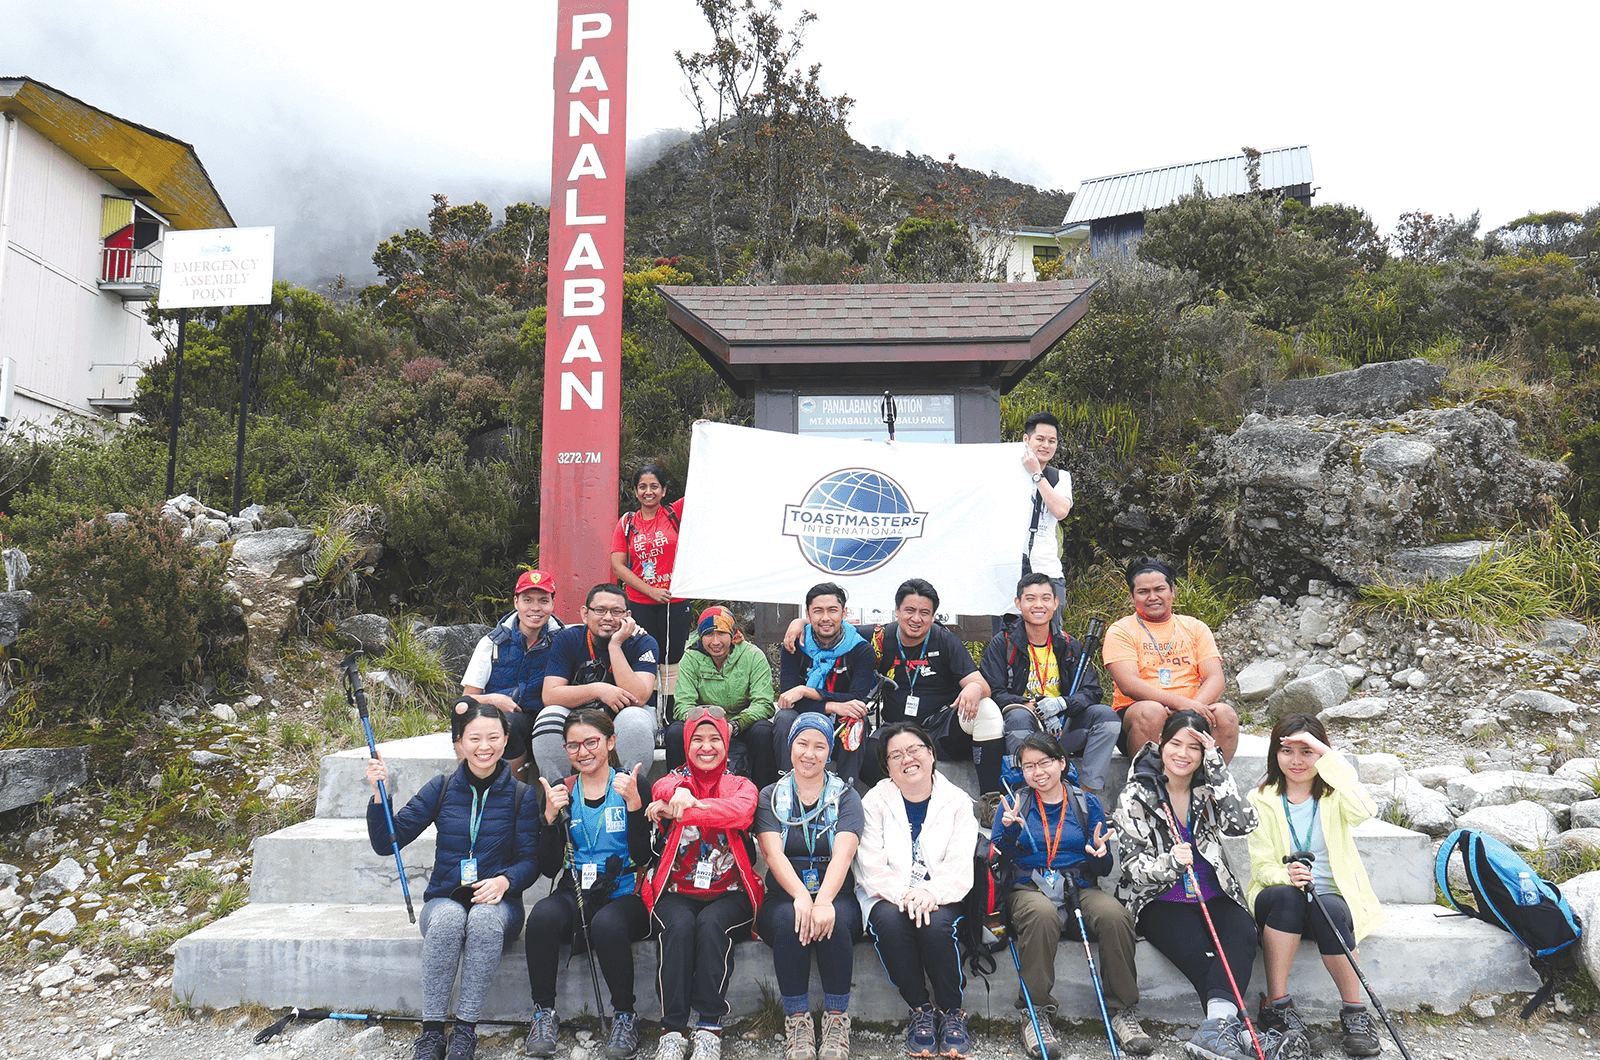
1035, 792, 1068, 867
1028, 642, 1054, 697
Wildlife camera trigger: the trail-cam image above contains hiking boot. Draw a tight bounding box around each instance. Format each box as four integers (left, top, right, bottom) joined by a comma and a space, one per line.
937, 1009, 972, 1059
1257, 996, 1312, 1046
447, 1025, 478, 1060
905, 1006, 938, 1058
655, 1030, 690, 1060
818, 1011, 851, 1060
1184, 1016, 1252, 1060
1255, 1022, 1311, 1060
785, 1012, 817, 1060
689, 1027, 722, 1060
1020, 1015, 1061, 1059
524, 1006, 559, 1057
1340, 1006, 1381, 1057
1110, 1006, 1155, 1056
412, 1030, 448, 1060
607, 1012, 640, 1060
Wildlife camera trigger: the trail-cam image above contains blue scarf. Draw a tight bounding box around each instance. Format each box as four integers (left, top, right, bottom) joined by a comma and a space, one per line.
803, 622, 866, 690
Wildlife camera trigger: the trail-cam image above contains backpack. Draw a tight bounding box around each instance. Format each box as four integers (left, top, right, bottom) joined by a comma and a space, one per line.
958, 842, 1006, 980
1436, 828, 1583, 1016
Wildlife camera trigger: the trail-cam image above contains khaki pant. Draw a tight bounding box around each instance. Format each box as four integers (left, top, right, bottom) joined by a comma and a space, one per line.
1007, 884, 1140, 1013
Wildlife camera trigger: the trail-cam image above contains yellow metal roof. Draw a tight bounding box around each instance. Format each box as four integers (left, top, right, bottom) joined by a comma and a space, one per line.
0, 77, 233, 230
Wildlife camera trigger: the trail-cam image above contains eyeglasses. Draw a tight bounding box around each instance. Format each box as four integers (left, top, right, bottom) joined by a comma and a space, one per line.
563, 735, 605, 755
686, 705, 727, 722
886, 745, 931, 764
587, 606, 629, 617
1018, 760, 1060, 775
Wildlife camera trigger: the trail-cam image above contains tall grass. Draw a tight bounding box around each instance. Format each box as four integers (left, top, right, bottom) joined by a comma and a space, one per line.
1060, 555, 1258, 637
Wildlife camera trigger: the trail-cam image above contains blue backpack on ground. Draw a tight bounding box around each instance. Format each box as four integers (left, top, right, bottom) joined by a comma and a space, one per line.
1436, 827, 1582, 1016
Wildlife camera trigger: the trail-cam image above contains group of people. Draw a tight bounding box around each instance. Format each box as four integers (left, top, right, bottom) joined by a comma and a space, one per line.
362, 448, 1390, 1060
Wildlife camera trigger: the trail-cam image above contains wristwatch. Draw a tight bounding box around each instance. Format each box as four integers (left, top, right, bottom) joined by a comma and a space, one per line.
1031, 471, 1044, 483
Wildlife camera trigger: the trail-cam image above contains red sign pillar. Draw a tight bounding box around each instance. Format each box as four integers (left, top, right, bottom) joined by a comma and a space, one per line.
540, 1, 629, 602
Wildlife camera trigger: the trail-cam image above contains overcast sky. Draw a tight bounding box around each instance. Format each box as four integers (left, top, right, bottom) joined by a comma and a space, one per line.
6, 0, 1596, 285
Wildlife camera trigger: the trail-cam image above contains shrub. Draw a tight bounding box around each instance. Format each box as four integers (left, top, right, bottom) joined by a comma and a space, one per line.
382, 461, 523, 608
17, 508, 240, 717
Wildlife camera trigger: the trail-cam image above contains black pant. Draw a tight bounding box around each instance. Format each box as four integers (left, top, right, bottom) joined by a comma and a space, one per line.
859, 707, 1005, 793
664, 719, 778, 788
1254, 884, 1356, 956
866, 900, 965, 1012
757, 890, 863, 1001
525, 890, 649, 1012
633, 600, 693, 666
651, 890, 755, 1031
1137, 898, 1257, 1009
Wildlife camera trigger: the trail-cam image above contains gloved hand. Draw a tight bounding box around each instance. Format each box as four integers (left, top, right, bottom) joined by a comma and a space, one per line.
1035, 696, 1068, 736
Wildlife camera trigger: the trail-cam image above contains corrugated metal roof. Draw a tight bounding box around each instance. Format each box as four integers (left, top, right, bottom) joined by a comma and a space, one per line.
1062, 146, 1312, 225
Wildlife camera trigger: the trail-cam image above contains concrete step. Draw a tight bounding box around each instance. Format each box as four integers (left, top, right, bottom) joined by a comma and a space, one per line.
252, 816, 1436, 907
172, 901, 1535, 1023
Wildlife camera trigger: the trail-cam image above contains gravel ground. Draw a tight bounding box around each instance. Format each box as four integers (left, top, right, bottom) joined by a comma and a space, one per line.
3, 986, 1598, 1060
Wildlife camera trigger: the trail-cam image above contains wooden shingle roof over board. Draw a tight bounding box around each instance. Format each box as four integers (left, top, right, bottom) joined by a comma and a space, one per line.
658, 279, 1097, 396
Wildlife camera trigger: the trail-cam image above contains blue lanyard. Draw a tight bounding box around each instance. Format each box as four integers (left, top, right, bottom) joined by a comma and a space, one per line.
467, 787, 490, 856
1282, 794, 1319, 852
574, 770, 614, 852
780, 777, 829, 857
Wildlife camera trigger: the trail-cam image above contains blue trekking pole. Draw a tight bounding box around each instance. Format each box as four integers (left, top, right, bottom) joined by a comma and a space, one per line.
1066, 875, 1120, 1058
1066, 617, 1105, 698
344, 652, 415, 923
1006, 934, 1052, 1059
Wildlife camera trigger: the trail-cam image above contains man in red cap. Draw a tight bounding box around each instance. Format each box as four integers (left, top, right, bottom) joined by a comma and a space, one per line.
461, 569, 566, 779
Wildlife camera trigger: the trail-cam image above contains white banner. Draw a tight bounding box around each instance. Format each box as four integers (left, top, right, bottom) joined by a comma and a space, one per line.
158, 226, 276, 308
673, 422, 1033, 614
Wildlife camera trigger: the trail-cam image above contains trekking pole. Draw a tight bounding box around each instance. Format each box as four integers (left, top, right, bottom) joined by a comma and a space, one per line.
1065, 617, 1105, 697
1065, 876, 1120, 1059
345, 652, 415, 923
1156, 800, 1266, 1060
255, 1009, 405, 1044
562, 804, 610, 1038
1285, 853, 1414, 1060
1005, 935, 1052, 1060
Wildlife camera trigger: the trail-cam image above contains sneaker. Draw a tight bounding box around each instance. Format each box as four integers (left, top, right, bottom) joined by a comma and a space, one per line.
607, 1012, 640, 1060
447, 1025, 478, 1060
905, 1006, 938, 1058
937, 1009, 972, 1059
525, 1006, 559, 1057
818, 1011, 852, 1060
1184, 1016, 1253, 1060
689, 1027, 722, 1060
1110, 1006, 1155, 1056
1340, 1006, 1381, 1057
412, 1030, 448, 1060
1255, 1022, 1312, 1060
656, 1030, 690, 1060
1020, 1015, 1060, 1059
785, 1012, 817, 1060
1257, 996, 1312, 1045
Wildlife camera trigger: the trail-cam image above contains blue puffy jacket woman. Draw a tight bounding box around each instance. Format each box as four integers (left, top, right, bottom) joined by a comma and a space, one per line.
366, 700, 541, 1060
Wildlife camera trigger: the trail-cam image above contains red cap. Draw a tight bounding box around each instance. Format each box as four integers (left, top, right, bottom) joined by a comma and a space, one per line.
515, 569, 557, 595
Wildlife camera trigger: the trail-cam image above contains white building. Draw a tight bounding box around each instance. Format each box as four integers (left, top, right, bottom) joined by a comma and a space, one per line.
0, 77, 233, 430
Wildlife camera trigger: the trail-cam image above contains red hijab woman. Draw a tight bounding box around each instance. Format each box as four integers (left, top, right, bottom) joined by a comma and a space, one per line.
643, 708, 760, 1060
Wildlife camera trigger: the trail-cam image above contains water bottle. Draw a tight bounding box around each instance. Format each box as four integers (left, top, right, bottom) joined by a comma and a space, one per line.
1518, 871, 1539, 906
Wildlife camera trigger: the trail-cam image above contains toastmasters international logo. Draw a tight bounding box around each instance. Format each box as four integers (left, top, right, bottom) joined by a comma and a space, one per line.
782, 469, 927, 575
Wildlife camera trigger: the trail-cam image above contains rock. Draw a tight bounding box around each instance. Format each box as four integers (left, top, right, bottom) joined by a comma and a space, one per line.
97, 1043, 115, 1060
35, 963, 74, 989
229, 528, 317, 669
3, 547, 30, 591
366, 668, 413, 697
417, 624, 492, 676
190, 516, 231, 544
1356, 753, 1403, 785
1571, 799, 1600, 830
1455, 801, 1561, 851
1335, 630, 1366, 655
350, 1025, 389, 1053
1275, 667, 1349, 715
1410, 765, 1471, 789
1539, 618, 1592, 652
32, 858, 86, 900
87, 959, 119, 981
1446, 770, 1594, 811
1215, 405, 1566, 594
1557, 829, 1600, 857
1469, 996, 1498, 1019
0, 886, 22, 911
1405, 670, 1430, 690
1319, 697, 1387, 723
1298, 607, 1331, 644
296, 1018, 353, 1045
239, 503, 268, 528
228, 528, 316, 579
0, 747, 89, 814
1373, 776, 1456, 836
1254, 358, 1447, 418
1555, 758, 1600, 783
1235, 659, 1288, 702
1389, 541, 1501, 580
34, 907, 78, 937
1563, 871, 1600, 991
188, 750, 229, 767
210, 704, 237, 723
0, 589, 33, 647
336, 613, 393, 655
1503, 689, 1580, 715
1460, 716, 1500, 739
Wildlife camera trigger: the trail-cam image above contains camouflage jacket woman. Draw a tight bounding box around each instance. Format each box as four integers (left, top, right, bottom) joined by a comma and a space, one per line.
1112, 740, 1258, 923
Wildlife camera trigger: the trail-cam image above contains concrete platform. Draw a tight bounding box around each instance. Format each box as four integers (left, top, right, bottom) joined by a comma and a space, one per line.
172, 901, 1537, 1022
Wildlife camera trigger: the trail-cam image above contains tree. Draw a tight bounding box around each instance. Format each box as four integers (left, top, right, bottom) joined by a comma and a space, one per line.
1393, 210, 1481, 264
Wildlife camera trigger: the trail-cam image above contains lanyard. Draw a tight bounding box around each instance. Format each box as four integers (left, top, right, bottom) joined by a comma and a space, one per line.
467, 786, 490, 856
1135, 617, 1177, 659
1035, 793, 1068, 867
897, 633, 928, 694
1282, 794, 1319, 852
783, 777, 829, 857
1028, 642, 1054, 698
574, 770, 613, 851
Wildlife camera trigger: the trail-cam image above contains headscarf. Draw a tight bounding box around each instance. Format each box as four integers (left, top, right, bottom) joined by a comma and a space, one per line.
788, 712, 836, 754
680, 708, 731, 798
802, 621, 866, 689
696, 605, 743, 643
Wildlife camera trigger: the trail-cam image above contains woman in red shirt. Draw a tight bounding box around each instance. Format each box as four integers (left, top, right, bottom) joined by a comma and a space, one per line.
610, 465, 691, 685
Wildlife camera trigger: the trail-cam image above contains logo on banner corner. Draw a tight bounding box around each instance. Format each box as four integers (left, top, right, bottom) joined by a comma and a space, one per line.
782, 468, 927, 575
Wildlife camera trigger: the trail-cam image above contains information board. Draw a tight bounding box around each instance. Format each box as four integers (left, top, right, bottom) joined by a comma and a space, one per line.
796, 393, 955, 444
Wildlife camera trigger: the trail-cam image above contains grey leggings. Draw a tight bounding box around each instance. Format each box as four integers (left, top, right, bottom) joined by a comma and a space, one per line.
419, 896, 522, 1022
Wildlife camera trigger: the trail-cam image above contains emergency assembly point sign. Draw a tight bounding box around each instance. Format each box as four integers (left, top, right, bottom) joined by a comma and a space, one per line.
159, 227, 276, 308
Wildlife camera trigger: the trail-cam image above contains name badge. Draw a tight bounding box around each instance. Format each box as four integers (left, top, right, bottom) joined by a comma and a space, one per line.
802, 867, 821, 893
459, 858, 479, 885
1158, 667, 1173, 687
904, 695, 920, 718
642, 560, 656, 581
606, 807, 628, 832
910, 859, 930, 885
582, 862, 598, 889
1033, 868, 1065, 904
1183, 872, 1199, 900
694, 859, 714, 890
